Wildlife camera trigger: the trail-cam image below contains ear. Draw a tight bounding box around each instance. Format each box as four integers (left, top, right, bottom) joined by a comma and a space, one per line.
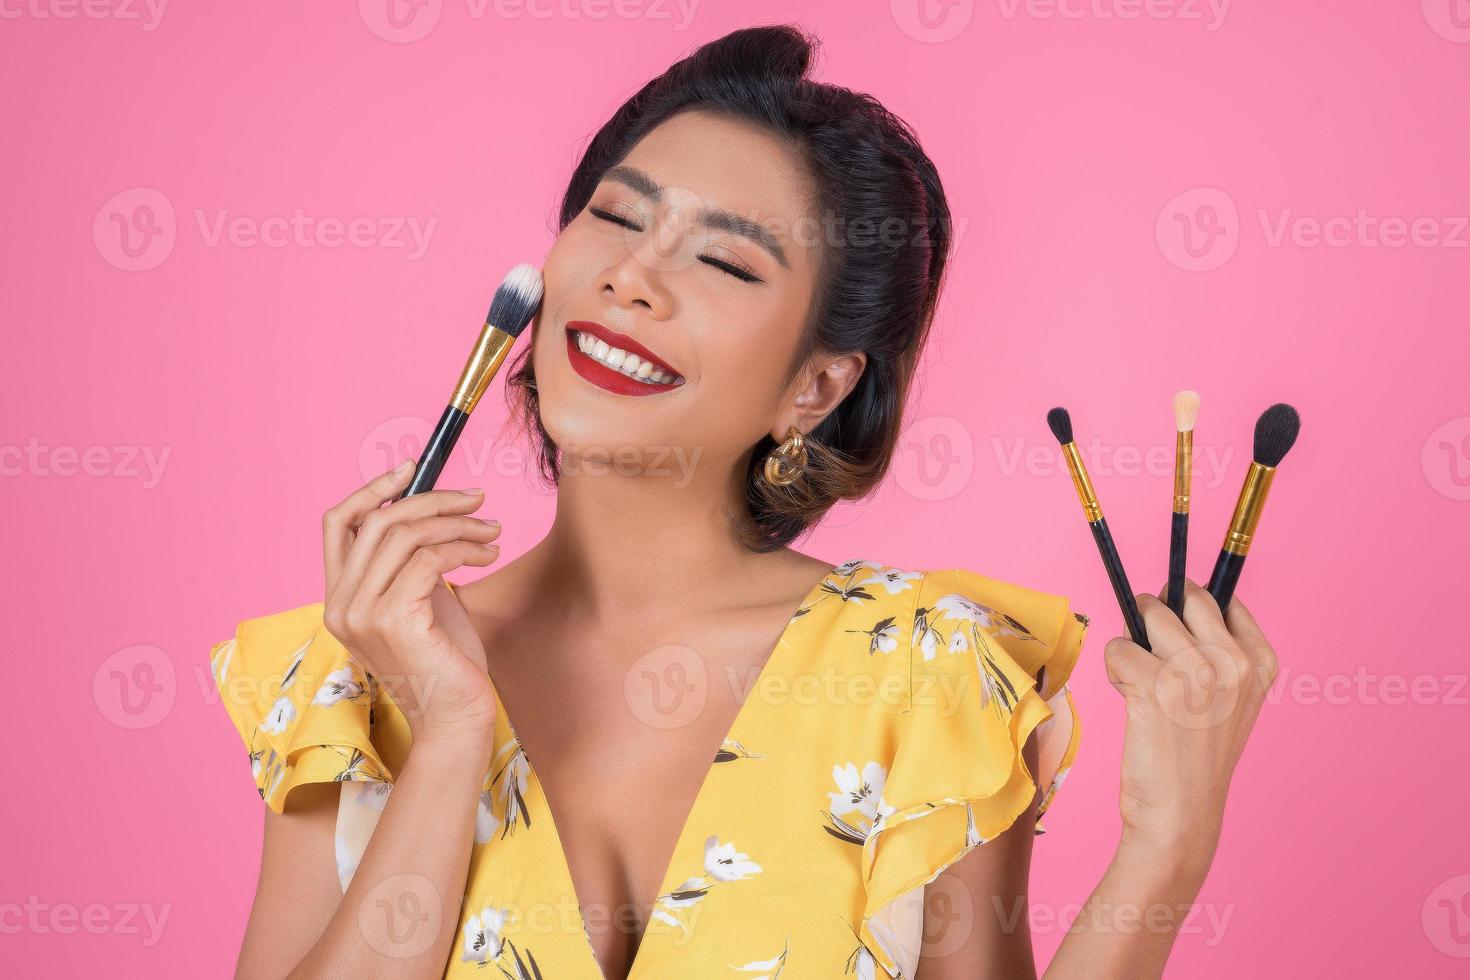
770, 352, 867, 441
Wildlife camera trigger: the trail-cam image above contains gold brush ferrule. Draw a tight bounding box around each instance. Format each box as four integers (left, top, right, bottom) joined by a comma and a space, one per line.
1222, 460, 1276, 557
1173, 429, 1194, 514
1061, 442, 1102, 522
448, 322, 517, 413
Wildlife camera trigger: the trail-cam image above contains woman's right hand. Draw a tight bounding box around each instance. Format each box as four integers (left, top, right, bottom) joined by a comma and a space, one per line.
321, 457, 502, 746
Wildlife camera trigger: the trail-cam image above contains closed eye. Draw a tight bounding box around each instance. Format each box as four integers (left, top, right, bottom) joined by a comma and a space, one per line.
589, 206, 763, 284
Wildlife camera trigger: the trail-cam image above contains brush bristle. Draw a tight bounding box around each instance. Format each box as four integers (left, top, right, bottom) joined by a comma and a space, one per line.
1173, 390, 1200, 432
487, 263, 544, 338
1046, 407, 1073, 445
1253, 403, 1300, 467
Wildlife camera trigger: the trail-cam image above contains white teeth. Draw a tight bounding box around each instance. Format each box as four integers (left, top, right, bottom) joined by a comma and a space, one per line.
571, 331, 681, 386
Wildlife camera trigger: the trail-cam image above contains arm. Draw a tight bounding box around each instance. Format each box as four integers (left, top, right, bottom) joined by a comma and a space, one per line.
237, 730, 493, 979
916, 740, 1212, 980
919, 581, 1276, 979
232, 458, 505, 978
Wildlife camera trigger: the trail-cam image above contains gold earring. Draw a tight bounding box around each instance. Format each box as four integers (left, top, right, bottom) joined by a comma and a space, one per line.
763, 425, 808, 487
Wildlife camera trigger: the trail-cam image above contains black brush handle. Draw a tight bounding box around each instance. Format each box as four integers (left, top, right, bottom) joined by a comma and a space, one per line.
1167, 510, 1189, 617
399, 404, 470, 499
1090, 517, 1150, 651
1206, 549, 1245, 613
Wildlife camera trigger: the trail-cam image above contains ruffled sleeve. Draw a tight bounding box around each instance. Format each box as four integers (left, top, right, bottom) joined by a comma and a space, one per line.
858, 567, 1088, 978
208, 603, 394, 814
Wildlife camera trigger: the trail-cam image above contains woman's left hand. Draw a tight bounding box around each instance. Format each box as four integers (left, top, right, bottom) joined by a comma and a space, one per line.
1103, 579, 1280, 873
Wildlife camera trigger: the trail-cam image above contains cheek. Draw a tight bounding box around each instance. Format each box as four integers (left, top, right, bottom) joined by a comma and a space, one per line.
696, 310, 803, 407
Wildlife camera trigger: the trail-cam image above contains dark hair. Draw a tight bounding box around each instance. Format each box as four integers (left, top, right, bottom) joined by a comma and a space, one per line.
505, 23, 952, 552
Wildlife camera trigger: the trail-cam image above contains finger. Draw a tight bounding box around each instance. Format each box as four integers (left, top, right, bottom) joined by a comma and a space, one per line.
324, 458, 415, 593
1103, 635, 1156, 692
1222, 593, 1279, 683
1222, 592, 1268, 647
384, 540, 500, 610
1137, 593, 1193, 653
1178, 579, 1233, 647
356, 516, 501, 601
335, 488, 485, 604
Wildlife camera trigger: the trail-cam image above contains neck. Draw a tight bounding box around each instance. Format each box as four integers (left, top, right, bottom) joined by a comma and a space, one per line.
524, 446, 779, 620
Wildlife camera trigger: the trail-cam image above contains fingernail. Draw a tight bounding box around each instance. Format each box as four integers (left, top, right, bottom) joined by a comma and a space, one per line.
461, 488, 484, 496
392, 458, 414, 474
481, 518, 500, 527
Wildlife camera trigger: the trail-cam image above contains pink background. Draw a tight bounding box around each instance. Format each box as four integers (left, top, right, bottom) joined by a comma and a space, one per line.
4, 1, 1467, 976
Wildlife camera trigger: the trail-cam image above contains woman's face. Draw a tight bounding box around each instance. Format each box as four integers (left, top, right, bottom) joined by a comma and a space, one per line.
532, 109, 862, 479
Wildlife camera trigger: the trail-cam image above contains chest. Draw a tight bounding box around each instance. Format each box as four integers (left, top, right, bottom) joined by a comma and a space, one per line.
476, 618, 791, 979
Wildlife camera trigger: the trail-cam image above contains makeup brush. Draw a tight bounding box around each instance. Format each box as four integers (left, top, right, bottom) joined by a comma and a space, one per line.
1167, 391, 1200, 618
1206, 403, 1301, 612
399, 263, 544, 499
1047, 407, 1150, 651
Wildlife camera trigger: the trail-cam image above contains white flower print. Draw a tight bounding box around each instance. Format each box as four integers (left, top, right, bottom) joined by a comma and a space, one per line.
311, 665, 364, 706
847, 616, 900, 655
262, 755, 286, 802
933, 594, 1042, 643
845, 943, 878, 980
859, 568, 920, 595
261, 695, 296, 735
212, 638, 235, 685
833, 558, 869, 576
948, 628, 969, 654
911, 603, 943, 662
335, 832, 360, 887
715, 738, 768, 763
279, 640, 310, 691
705, 835, 762, 881
733, 938, 790, 977
652, 839, 762, 934
490, 740, 532, 836
474, 789, 502, 845
823, 762, 897, 845
828, 762, 887, 823
461, 905, 508, 963
964, 802, 989, 847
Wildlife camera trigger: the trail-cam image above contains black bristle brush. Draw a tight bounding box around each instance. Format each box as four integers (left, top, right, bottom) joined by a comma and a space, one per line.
1047, 407, 1150, 651
399, 263, 544, 499
1205, 403, 1301, 611
1167, 391, 1200, 617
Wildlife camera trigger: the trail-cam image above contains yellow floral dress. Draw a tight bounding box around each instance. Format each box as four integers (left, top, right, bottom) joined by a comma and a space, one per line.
210, 558, 1087, 979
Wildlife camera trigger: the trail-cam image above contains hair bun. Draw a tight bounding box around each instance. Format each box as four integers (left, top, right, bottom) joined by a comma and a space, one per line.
691, 23, 815, 84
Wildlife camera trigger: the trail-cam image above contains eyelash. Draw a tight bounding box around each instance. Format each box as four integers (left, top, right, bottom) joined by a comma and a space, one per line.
589, 205, 763, 284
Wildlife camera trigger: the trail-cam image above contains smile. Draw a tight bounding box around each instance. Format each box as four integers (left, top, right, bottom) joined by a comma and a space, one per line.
564, 320, 685, 396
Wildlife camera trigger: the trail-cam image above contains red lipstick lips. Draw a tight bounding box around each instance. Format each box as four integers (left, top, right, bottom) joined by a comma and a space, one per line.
564, 320, 684, 397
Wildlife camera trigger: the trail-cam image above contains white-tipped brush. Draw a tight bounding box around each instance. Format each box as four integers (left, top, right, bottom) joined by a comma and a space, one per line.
400, 263, 544, 499
1166, 390, 1200, 616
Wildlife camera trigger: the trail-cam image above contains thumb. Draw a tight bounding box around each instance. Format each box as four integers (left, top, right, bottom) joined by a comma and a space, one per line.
1104, 636, 1155, 694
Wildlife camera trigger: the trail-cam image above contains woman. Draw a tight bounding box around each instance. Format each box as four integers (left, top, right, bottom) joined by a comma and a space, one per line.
211, 24, 1279, 980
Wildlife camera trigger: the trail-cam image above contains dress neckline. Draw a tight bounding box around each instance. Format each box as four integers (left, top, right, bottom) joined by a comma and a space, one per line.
462, 557, 853, 980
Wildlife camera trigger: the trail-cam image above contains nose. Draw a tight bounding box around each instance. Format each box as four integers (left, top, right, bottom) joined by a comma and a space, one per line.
600, 225, 677, 321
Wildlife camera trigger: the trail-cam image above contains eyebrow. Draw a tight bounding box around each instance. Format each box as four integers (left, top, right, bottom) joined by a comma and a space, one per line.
601, 164, 790, 269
